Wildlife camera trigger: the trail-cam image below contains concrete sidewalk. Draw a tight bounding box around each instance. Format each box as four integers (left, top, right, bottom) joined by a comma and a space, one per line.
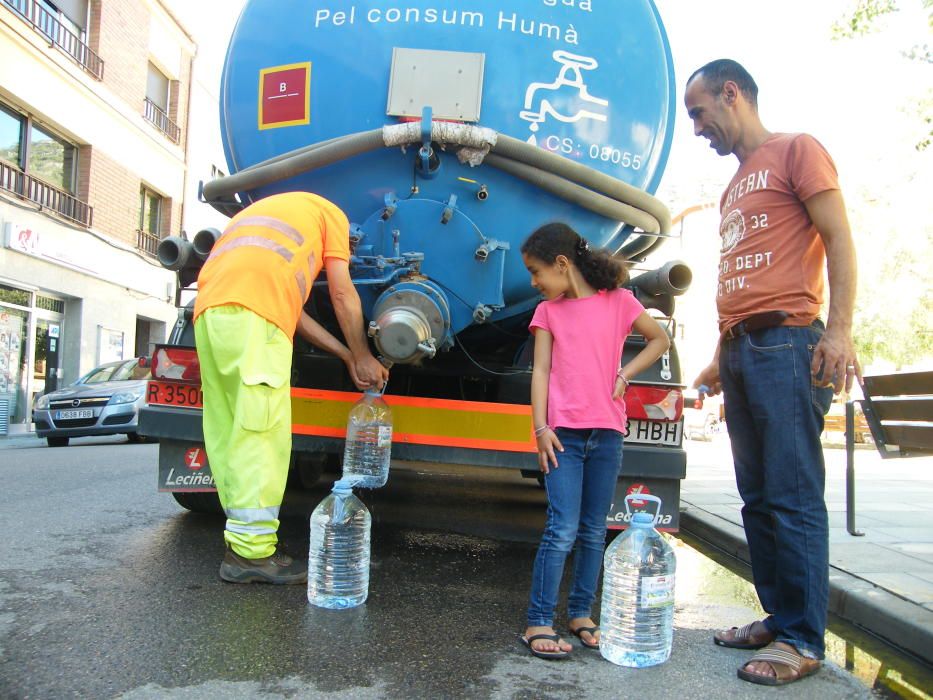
679, 435, 933, 666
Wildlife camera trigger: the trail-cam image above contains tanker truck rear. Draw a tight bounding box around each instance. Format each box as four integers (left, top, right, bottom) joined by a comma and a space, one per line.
139, 0, 691, 529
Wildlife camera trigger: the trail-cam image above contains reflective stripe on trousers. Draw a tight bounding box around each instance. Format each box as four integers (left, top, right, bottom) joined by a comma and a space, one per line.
195, 305, 293, 559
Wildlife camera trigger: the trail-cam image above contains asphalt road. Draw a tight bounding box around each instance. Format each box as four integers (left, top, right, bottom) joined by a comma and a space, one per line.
0, 435, 887, 699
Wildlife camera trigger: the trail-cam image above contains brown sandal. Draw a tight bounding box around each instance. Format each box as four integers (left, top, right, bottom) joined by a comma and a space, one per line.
713, 621, 775, 650
737, 643, 821, 686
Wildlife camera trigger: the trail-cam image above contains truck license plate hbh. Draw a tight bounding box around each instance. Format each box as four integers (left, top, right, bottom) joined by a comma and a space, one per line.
146, 380, 203, 408
624, 419, 683, 447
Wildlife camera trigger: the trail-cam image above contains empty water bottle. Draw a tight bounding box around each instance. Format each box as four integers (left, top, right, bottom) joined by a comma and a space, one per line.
600, 495, 676, 667
307, 479, 371, 609
341, 389, 393, 488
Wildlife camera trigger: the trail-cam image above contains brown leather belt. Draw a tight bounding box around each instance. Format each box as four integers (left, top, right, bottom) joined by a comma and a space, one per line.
723, 311, 790, 340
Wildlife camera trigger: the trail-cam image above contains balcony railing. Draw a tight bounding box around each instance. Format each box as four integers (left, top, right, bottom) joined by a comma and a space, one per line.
2, 0, 104, 80
136, 228, 160, 258
0, 160, 93, 228
143, 98, 180, 144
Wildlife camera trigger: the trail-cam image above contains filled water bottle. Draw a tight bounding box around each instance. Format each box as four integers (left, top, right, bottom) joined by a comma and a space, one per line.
341, 389, 393, 488
600, 494, 676, 667
307, 479, 371, 609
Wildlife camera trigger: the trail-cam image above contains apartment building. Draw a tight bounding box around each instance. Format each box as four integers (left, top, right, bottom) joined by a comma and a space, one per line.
0, 0, 211, 435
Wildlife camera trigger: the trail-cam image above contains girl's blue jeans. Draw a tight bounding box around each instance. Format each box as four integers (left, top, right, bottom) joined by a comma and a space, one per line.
720, 321, 833, 659
526, 427, 623, 628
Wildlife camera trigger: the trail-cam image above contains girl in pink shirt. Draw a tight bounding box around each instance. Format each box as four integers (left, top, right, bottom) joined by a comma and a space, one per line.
519, 222, 670, 659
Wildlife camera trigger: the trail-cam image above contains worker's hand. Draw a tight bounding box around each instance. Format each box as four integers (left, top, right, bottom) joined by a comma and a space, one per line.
693, 362, 722, 397
353, 353, 390, 390
812, 325, 860, 394
536, 429, 563, 474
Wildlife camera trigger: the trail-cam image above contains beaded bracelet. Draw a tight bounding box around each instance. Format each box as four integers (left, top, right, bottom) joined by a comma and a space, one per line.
533, 424, 550, 437
616, 369, 630, 386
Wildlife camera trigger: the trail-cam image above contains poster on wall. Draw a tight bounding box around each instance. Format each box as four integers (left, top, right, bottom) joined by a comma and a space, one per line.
97, 326, 125, 365
0, 310, 26, 398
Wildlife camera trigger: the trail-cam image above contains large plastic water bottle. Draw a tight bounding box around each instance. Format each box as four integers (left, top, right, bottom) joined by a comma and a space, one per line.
307, 479, 371, 609
341, 389, 392, 488
600, 495, 677, 667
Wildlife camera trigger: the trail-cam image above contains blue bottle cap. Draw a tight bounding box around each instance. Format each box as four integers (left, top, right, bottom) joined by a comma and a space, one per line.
332, 479, 355, 493
631, 512, 655, 527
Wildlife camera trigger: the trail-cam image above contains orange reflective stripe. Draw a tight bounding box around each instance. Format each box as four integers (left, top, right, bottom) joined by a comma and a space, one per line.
291, 388, 532, 415
225, 216, 305, 245
208, 235, 294, 263
289, 388, 536, 453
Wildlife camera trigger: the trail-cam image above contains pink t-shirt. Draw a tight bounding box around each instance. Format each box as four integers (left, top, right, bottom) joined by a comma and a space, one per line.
529, 287, 644, 432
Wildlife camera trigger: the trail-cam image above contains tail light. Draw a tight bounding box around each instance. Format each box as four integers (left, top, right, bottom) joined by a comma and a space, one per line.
625, 385, 684, 421
151, 346, 201, 384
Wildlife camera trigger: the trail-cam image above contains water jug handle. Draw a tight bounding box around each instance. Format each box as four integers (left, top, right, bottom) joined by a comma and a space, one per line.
623, 492, 663, 525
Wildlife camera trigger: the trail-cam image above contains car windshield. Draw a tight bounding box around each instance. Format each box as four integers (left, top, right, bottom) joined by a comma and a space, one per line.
83, 360, 149, 384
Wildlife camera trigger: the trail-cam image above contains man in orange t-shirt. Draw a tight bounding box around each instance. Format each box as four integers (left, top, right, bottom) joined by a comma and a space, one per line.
685, 60, 859, 686
194, 191, 388, 584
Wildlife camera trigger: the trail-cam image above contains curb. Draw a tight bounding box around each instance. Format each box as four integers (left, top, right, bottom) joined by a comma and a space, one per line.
679, 504, 933, 666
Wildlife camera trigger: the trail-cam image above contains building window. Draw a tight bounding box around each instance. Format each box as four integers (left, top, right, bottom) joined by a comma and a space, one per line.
137, 186, 163, 256
0, 104, 23, 168
0, 99, 91, 227
28, 123, 76, 192
143, 63, 180, 143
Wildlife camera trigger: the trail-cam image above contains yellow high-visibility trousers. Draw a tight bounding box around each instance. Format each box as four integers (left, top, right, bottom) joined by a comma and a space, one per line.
195, 305, 292, 559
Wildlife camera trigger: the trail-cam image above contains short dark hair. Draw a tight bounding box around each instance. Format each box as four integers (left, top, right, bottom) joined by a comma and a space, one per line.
688, 59, 759, 108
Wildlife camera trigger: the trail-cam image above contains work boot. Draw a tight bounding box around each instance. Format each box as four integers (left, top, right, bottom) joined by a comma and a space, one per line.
219, 547, 307, 585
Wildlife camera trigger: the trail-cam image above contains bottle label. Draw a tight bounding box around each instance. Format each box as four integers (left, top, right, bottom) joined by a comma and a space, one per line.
640, 574, 675, 608
377, 425, 392, 448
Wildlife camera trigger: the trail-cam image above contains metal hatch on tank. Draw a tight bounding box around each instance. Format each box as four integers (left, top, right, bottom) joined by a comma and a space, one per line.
203, 0, 679, 365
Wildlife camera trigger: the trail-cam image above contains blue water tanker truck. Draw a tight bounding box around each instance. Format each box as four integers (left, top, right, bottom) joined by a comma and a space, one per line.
140, 0, 692, 529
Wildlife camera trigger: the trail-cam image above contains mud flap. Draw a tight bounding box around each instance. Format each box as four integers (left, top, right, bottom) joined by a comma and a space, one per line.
157, 439, 216, 492
606, 477, 681, 532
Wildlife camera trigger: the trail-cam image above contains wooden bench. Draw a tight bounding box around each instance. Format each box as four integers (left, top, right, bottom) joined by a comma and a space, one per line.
823, 411, 871, 443
845, 370, 933, 535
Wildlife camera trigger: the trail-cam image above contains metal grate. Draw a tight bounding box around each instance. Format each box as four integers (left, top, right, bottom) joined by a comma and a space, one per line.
143, 98, 180, 144
36, 295, 64, 313
0, 396, 9, 435
1, 0, 104, 80
0, 160, 93, 227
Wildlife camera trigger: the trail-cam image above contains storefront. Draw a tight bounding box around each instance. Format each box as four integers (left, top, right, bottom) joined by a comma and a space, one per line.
0, 206, 177, 437
0, 281, 65, 434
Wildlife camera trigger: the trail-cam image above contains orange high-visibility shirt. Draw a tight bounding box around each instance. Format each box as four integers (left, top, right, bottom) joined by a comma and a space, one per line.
194, 192, 351, 337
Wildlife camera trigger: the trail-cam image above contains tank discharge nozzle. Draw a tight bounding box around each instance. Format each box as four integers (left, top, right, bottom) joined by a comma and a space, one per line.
192, 227, 222, 260
370, 281, 451, 364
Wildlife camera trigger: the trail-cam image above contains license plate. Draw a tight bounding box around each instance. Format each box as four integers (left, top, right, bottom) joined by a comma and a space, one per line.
55, 409, 94, 420
147, 380, 203, 408
625, 418, 683, 447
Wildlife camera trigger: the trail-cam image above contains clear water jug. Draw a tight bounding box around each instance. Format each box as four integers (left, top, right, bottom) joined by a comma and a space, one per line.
600, 495, 676, 667
341, 390, 392, 488
307, 479, 371, 609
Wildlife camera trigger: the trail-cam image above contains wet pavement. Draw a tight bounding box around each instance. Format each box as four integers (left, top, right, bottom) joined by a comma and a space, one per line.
680, 436, 933, 669
0, 434, 930, 698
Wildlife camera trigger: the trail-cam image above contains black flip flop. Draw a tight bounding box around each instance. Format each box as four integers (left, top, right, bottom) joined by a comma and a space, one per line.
570, 625, 600, 649
521, 633, 571, 660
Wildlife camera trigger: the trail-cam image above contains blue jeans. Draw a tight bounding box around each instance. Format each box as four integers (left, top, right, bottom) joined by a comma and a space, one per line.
527, 428, 623, 627
719, 322, 834, 659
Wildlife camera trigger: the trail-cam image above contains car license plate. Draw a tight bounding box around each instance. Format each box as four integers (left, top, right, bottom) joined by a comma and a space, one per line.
625, 418, 683, 447
147, 380, 203, 409
55, 409, 94, 420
